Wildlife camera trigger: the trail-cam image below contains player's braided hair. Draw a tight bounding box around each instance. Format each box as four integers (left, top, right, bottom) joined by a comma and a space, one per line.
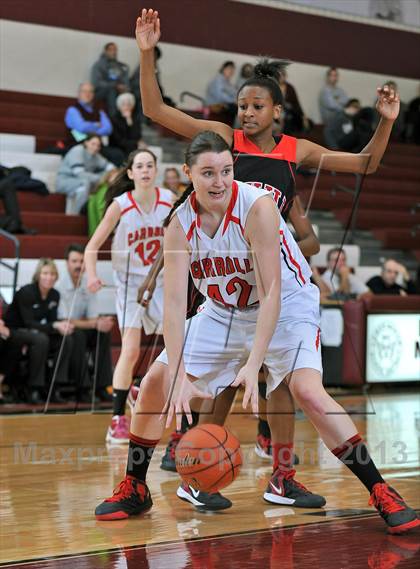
163, 130, 231, 228
104, 148, 157, 210
238, 58, 290, 106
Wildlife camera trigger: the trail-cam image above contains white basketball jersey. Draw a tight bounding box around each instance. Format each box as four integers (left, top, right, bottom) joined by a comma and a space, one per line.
112, 188, 173, 276
176, 180, 312, 309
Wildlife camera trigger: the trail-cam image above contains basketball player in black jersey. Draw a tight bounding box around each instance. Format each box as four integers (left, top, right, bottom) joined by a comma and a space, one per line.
133, 9, 404, 516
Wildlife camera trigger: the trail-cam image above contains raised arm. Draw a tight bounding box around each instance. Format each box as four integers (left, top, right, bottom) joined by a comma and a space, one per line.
231, 196, 281, 412
298, 86, 400, 175
136, 9, 233, 143
85, 201, 121, 292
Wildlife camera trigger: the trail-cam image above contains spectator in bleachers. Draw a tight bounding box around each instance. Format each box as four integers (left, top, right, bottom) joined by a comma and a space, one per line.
205, 61, 237, 126
162, 167, 187, 198
110, 93, 144, 157
56, 244, 114, 402
236, 63, 254, 90
0, 318, 27, 403
130, 46, 175, 111
366, 259, 417, 295
319, 67, 348, 126
91, 42, 130, 114
406, 84, 420, 145
321, 247, 370, 299
324, 98, 374, 152
87, 168, 120, 237
65, 82, 112, 145
64, 82, 125, 166
56, 135, 114, 214
4, 259, 74, 404
279, 68, 311, 135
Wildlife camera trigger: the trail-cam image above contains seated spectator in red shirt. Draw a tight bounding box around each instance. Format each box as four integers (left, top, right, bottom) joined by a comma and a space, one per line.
367, 259, 417, 295
110, 93, 144, 157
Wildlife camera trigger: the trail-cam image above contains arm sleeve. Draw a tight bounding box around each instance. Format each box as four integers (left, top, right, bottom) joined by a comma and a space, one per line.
97, 110, 113, 136
91, 61, 111, 90
320, 88, 344, 112
404, 279, 417, 294
65, 107, 100, 134
15, 289, 55, 333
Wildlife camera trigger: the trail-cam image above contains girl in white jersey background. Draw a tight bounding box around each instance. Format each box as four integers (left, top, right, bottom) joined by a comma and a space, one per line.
85, 149, 173, 444
95, 132, 419, 534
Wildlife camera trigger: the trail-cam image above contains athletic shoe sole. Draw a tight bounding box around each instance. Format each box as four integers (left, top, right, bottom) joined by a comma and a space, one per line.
263, 491, 326, 508
176, 486, 232, 511
387, 517, 420, 534
95, 500, 153, 521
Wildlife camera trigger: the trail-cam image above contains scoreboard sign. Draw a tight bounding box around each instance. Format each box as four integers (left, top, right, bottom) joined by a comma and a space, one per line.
366, 313, 420, 383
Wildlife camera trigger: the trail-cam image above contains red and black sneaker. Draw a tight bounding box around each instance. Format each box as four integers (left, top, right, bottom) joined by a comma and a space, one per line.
369, 483, 420, 534
263, 466, 326, 508
160, 431, 182, 472
95, 475, 153, 521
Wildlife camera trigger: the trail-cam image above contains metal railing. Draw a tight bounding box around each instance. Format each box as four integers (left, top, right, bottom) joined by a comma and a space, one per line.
0, 229, 20, 296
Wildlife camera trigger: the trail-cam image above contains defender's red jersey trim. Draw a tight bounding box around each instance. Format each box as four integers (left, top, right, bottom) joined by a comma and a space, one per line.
233, 130, 297, 163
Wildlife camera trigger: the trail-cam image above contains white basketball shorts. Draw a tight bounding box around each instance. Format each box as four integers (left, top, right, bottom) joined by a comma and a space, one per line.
114, 271, 163, 335
157, 284, 322, 397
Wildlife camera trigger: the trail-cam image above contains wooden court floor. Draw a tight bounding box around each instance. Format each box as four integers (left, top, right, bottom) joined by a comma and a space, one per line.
0, 390, 419, 568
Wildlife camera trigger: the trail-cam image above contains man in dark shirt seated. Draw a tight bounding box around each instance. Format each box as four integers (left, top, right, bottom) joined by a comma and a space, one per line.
367, 259, 417, 295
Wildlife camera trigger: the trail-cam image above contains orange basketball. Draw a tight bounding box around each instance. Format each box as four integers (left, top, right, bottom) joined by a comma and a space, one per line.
175, 424, 242, 493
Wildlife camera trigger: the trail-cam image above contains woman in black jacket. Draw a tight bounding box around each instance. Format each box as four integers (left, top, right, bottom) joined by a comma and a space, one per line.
5, 259, 74, 403
110, 93, 143, 156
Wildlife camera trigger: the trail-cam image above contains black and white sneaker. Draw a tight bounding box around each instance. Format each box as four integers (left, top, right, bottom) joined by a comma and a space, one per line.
176, 483, 232, 511
263, 467, 326, 508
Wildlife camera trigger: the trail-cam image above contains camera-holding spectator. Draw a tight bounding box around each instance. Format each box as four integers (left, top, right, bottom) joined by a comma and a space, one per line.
162, 167, 186, 198
56, 244, 114, 402
110, 93, 144, 157
367, 259, 417, 296
205, 61, 237, 126
324, 98, 374, 153
319, 67, 349, 126
279, 68, 311, 135
56, 135, 114, 215
91, 42, 130, 114
321, 247, 370, 299
236, 62, 254, 90
4, 259, 74, 404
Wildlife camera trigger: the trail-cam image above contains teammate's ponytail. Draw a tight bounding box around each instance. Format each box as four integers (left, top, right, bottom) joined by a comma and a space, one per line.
238, 57, 290, 105
163, 130, 232, 228
104, 148, 157, 210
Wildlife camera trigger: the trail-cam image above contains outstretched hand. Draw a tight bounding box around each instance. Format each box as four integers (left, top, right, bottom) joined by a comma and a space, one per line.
135, 8, 161, 51
376, 85, 400, 121
231, 364, 259, 414
161, 373, 212, 431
